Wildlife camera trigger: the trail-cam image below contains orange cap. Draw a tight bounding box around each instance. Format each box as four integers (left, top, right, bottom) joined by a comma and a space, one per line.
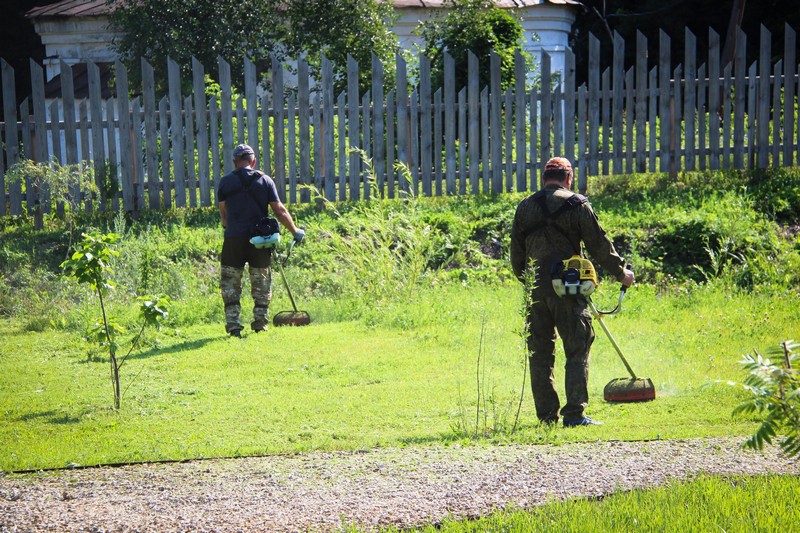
544, 157, 573, 172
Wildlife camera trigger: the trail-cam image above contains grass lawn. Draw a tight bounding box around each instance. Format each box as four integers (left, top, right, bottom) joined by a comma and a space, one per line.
398, 474, 800, 532
2, 282, 795, 473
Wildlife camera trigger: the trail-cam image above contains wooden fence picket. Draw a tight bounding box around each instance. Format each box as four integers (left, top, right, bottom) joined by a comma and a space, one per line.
1, 25, 800, 215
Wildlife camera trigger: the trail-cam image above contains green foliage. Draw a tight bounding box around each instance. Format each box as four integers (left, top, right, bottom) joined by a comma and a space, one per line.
110, 0, 398, 95
590, 169, 797, 290
746, 166, 800, 223
281, 0, 399, 95
305, 191, 437, 306
416, 0, 527, 91
732, 340, 800, 458
4, 159, 98, 212
138, 294, 171, 326
61, 231, 124, 408
94, 160, 120, 202
110, 0, 280, 93
61, 230, 121, 294
4, 158, 98, 246
60, 230, 172, 409
3, 167, 798, 337
294, 156, 516, 325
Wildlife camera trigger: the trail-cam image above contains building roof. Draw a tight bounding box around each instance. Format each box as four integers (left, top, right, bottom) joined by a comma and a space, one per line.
26, 0, 120, 18
27, 0, 578, 18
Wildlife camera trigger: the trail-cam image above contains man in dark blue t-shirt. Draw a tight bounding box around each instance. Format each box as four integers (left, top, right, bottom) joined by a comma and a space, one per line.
217, 144, 305, 337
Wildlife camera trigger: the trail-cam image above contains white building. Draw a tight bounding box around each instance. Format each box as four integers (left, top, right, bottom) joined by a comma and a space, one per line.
28, 0, 578, 86
27, 0, 121, 84
392, 0, 579, 76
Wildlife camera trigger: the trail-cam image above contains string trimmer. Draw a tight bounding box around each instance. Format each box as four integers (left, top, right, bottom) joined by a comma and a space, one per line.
588, 286, 655, 403
272, 240, 311, 327
553, 256, 655, 402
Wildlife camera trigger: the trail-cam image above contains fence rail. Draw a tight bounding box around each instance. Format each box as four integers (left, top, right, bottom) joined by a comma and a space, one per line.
1, 24, 799, 217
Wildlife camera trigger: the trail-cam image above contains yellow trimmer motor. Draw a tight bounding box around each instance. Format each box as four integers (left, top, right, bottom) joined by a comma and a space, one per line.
552, 255, 597, 297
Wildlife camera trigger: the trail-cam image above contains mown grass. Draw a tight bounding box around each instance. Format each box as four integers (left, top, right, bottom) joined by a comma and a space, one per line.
386, 474, 800, 532
1, 281, 797, 472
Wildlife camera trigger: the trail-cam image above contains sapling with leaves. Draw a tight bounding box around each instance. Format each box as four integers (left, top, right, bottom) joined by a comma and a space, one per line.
61, 230, 171, 409
732, 339, 800, 457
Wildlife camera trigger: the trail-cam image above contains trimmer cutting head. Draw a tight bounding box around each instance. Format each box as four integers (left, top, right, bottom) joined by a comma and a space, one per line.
604, 377, 656, 402
273, 310, 311, 327
272, 240, 311, 327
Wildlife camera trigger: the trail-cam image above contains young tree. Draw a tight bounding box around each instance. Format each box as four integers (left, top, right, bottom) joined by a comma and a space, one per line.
61, 231, 171, 409
733, 340, 800, 458
415, 0, 527, 91
5, 159, 98, 247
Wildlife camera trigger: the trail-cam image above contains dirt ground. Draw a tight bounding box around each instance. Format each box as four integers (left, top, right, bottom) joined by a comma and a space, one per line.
2, 437, 798, 532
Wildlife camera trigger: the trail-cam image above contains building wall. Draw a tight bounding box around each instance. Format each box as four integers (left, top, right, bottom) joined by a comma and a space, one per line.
394, 4, 576, 77
32, 3, 576, 82
33, 16, 118, 81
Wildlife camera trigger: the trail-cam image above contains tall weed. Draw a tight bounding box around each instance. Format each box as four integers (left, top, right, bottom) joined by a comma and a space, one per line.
302, 158, 442, 317
2, 167, 797, 333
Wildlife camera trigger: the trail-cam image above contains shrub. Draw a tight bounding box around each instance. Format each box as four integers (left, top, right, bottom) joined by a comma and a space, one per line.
733, 340, 800, 458
747, 166, 800, 223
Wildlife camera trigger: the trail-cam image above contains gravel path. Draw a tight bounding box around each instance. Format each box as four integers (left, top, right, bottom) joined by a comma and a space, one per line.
1, 437, 798, 532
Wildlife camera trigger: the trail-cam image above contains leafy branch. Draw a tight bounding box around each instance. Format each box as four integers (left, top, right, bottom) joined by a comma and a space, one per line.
732, 339, 800, 457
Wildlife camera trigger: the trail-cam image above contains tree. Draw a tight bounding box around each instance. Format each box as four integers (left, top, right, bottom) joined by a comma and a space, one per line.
5, 159, 98, 243
280, 0, 399, 95
108, 0, 399, 95
415, 0, 526, 92
109, 0, 281, 93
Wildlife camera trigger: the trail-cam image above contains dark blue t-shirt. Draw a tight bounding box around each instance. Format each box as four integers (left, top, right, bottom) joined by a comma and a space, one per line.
217, 167, 280, 238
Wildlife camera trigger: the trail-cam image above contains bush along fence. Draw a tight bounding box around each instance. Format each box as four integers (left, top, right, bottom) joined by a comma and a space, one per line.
1, 24, 799, 217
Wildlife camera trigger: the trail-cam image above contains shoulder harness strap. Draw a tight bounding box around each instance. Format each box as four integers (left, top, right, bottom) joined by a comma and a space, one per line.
231, 168, 268, 215
522, 190, 587, 240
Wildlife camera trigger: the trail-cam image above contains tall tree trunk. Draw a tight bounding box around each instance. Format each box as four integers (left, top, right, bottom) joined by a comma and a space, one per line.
721, 0, 747, 68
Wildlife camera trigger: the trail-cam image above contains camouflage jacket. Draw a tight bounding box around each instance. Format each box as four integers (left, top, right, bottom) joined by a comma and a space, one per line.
509, 184, 626, 297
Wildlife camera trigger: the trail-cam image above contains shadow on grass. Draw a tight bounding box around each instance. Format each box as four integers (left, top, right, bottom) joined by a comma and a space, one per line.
14, 409, 85, 425
130, 336, 220, 359
398, 433, 465, 447
78, 336, 220, 365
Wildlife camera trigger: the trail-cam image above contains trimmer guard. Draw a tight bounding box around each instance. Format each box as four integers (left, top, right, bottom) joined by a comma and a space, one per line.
604, 377, 656, 402
273, 310, 311, 327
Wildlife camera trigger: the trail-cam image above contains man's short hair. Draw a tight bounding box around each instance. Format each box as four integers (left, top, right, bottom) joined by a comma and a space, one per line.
233, 144, 255, 160
543, 156, 573, 182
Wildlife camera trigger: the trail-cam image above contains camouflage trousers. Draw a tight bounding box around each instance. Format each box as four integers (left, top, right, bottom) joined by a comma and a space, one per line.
220, 265, 273, 333
526, 295, 595, 422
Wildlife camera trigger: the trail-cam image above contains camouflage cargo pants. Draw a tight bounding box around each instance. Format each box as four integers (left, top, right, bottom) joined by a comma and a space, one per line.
220, 265, 273, 333
526, 295, 595, 423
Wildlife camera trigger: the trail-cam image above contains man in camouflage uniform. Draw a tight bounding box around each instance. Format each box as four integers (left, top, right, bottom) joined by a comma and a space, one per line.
218, 144, 305, 337
510, 157, 634, 427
